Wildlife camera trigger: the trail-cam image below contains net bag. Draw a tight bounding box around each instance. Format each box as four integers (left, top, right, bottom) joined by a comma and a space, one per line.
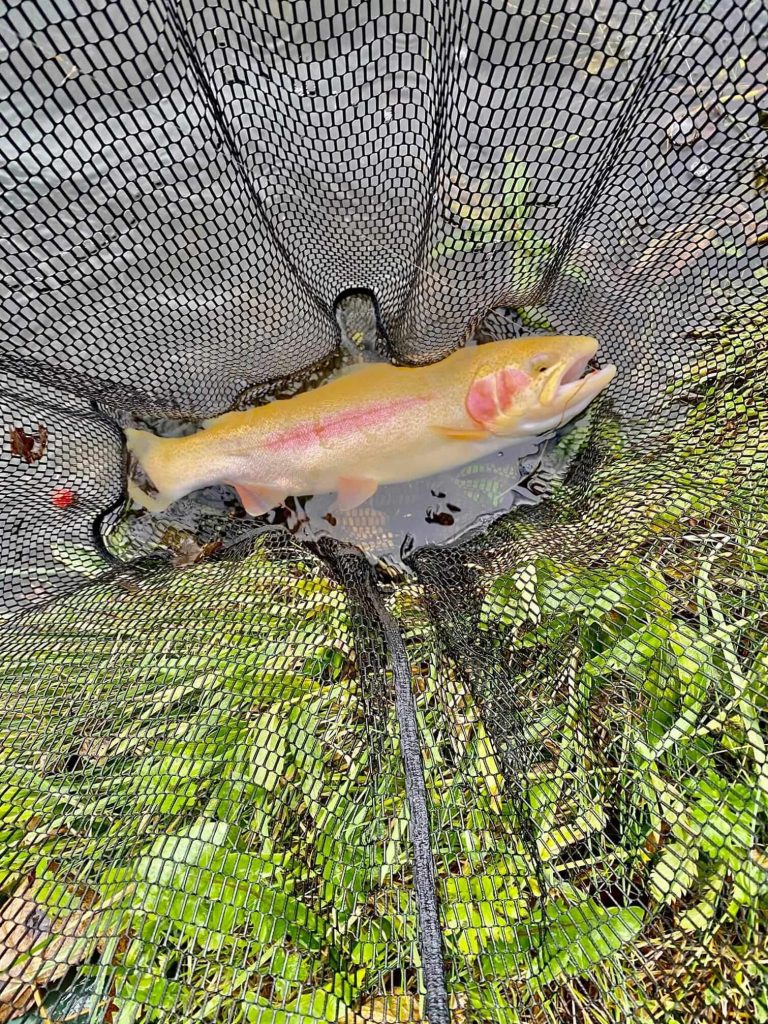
0, 1, 766, 1022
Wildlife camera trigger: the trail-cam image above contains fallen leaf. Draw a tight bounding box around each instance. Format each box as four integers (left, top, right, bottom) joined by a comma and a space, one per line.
9, 425, 48, 465
350, 992, 421, 1023
0, 877, 96, 1022
160, 528, 222, 567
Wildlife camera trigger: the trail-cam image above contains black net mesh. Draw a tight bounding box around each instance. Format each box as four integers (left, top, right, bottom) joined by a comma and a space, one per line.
1, 0, 767, 1021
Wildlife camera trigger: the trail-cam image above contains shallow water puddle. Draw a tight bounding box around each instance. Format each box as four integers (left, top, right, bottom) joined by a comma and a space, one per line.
270, 436, 553, 565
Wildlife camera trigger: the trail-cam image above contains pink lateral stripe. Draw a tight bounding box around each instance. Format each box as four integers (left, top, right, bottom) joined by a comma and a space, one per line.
265, 394, 431, 451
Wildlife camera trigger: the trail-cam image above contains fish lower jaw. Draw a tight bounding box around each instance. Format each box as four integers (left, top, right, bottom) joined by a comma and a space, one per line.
515, 405, 589, 437
525, 367, 616, 435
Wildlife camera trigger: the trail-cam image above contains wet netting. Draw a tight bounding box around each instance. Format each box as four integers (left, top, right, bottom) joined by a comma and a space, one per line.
1, 0, 767, 1021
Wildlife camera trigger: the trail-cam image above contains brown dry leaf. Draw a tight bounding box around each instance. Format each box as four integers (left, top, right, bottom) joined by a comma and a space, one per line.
0, 877, 96, 1022
174, 538, 222, 567
349, 992, 422, 1023
159, 528, 222, 567
76, 737, 113, 767
9, 425, 49, 465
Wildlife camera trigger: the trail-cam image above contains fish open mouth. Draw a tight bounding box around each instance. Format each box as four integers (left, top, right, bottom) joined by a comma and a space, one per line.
556, 353, 616, 403
559, 354, 593, 386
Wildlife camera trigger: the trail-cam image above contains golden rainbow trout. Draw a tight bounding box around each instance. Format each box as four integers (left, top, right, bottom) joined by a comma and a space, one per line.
125, 335, 616, 516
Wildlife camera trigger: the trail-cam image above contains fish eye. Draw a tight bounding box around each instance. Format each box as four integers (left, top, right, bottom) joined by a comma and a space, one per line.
533, 362, 549, 373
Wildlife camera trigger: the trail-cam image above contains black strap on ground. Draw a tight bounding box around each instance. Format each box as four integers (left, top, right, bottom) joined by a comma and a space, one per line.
316, 540, 451, 1024
369, 583, 450, 1024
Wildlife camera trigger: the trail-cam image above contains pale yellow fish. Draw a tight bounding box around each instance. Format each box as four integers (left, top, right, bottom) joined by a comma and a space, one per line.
124, 335, 616, 516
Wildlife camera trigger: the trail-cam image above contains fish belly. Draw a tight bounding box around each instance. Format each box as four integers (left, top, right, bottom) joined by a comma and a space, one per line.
278, 432, 505, 496
355, 435, 507, 486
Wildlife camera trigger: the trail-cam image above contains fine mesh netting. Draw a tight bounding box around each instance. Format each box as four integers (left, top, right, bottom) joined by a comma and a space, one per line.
1, 0, 767, 1022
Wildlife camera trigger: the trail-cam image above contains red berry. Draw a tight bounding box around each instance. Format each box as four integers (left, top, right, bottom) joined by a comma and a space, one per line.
51, 488, 76, 509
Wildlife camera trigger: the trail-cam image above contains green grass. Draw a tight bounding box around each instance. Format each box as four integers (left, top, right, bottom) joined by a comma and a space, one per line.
430, 156, 588, 302
459, 294, 768, 1021
1, 301, 767, 1023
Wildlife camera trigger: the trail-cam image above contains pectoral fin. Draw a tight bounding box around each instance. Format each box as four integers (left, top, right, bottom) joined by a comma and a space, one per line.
431, 425, 491, 442
331, 476, 379, 512
232, 483, 286, 516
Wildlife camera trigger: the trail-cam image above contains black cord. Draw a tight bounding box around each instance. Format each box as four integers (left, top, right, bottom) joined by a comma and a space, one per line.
367, 581, 451, 1024
317, 540, 451, 1024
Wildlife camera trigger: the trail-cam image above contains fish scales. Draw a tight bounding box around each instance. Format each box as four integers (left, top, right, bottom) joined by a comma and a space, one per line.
124, 336, 616, 517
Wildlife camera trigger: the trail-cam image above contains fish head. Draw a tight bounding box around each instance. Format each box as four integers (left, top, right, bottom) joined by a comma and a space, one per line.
466, 335, 616, 437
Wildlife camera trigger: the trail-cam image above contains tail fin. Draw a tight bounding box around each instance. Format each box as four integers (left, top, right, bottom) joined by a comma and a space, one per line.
124, 428, 177, 513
